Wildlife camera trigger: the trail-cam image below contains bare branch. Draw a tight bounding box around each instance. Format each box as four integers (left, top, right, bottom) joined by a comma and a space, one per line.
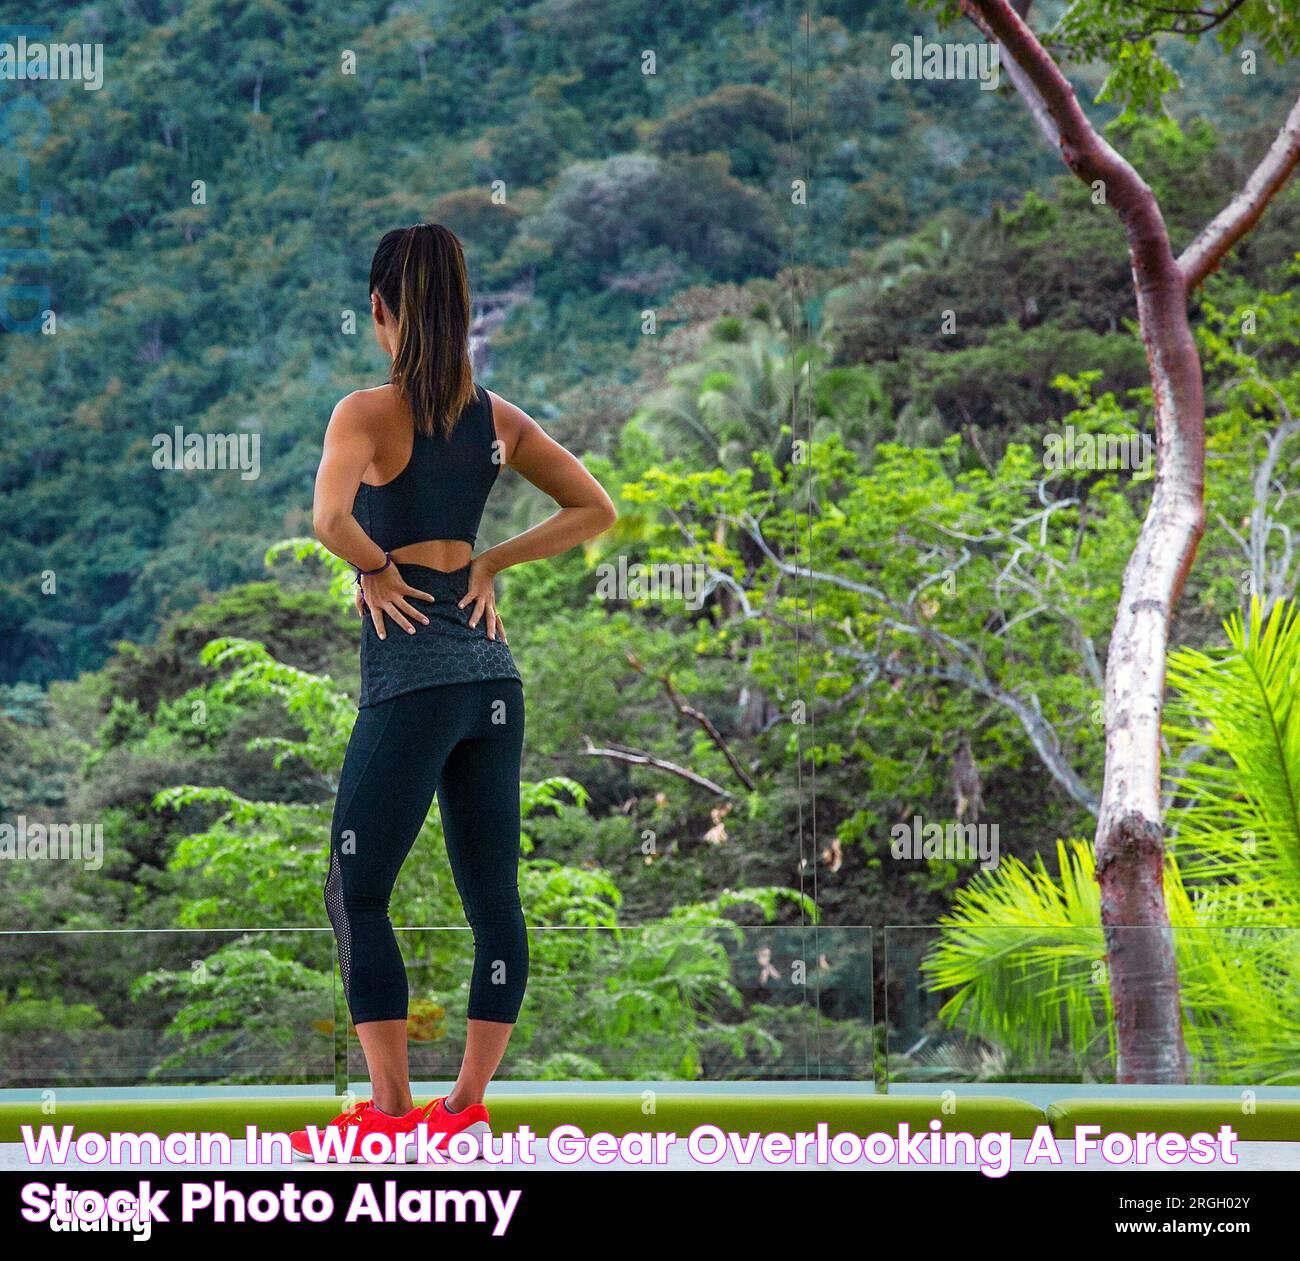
579, 737, 734, 798
964, 1, 1059, 149
625, 652, 758, 792
729, 510, 894, 603
1179, 93, 1300, 289
1241, 377, 1300, 611
700, 567, 761, 619
1120, 0, 1250, 39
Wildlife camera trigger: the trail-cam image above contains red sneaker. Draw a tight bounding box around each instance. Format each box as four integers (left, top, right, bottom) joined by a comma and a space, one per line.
290, 1099, 430, 1162
423, 1095, 492, 1156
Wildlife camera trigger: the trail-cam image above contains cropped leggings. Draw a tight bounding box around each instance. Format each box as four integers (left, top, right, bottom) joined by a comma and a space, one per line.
324, 678, 528, 1025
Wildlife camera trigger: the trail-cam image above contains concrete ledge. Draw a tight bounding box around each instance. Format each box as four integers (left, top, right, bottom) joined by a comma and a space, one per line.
12, 1094, 1299, 1144
0, 1094, 1047, 1142
1047, 1098, 1300, 1142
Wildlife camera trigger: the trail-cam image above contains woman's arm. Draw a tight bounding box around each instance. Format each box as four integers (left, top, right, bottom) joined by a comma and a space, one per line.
312, 393, 433, 640
312, 394, 386, 571
476, 393, 617, 574
459, 392, 616, 639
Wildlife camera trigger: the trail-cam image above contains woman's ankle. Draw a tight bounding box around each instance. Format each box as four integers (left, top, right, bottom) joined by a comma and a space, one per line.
373, 1092, 416, 1117
445, 1090, 483, 1114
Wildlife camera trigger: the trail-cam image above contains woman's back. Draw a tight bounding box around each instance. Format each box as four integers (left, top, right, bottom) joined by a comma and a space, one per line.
350, 381, 502, 574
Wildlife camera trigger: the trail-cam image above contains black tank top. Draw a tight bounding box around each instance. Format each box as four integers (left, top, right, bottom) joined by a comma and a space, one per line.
351, 383, 500, 550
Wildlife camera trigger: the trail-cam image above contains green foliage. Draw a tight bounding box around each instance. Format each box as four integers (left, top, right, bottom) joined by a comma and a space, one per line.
623, 420, 1127, 846
525, 152, 782, 297
920, 0, 1300, 117
1052, 0, 1300, 118
630, 314, 891, 467
922, 840, 1112, 1070
923, 597, 1300, 1083
0, 991, 106, 1034
132, 946, 333, 1080
648, 84, 790, 179
196, 637, 356, 776
1165, 597, 1300, 904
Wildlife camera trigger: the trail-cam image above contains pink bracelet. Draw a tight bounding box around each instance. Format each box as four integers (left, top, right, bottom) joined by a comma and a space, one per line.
354, 552, 391, 583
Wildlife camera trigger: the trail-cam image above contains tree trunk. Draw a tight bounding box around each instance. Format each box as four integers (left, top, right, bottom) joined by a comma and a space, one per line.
1092, 143, 1209, 1079
1094, 259, 1204, 1080
965, 0, 1206, 1081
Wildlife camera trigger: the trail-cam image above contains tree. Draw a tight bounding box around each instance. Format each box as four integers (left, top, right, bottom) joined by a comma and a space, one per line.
525, 153, 783, 295
649, 85, 790, 180
934, 0, 1300, 1080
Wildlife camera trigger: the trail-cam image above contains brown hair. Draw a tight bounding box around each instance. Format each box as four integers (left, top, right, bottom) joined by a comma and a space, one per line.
368, 223, 475, 438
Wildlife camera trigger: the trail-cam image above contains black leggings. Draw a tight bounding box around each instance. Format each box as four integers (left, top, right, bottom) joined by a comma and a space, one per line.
324, 678, 528, 1025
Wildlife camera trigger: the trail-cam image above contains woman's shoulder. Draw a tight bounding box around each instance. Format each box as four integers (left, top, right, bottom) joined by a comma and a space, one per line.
482, 389, 536, 461
328, 384, 402, 433
339, 383, 399, 413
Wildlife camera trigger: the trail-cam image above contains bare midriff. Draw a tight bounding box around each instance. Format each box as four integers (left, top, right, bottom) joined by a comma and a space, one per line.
390, 539, 474, 572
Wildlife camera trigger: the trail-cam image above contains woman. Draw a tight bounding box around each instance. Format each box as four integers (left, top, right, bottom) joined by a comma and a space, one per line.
293, 223, 615, 1159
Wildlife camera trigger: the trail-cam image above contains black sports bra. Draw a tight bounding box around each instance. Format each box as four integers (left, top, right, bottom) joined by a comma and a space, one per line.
351, 384, 501, 550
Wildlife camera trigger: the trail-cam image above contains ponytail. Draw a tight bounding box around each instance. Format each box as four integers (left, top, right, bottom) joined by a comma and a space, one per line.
368, 223, 475, 438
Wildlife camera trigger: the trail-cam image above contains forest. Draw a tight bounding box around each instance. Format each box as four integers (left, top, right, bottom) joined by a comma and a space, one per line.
3, 0, 1300, 1087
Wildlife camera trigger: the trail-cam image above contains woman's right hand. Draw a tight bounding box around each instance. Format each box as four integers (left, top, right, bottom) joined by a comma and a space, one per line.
359, 563, 433, 640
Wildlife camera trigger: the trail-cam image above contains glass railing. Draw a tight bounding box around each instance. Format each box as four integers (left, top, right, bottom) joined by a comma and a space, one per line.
9, 922, 1295, 1091
0, 928, 336, 1089
883, 924, 1300, 1088
0, 924, 872, 1089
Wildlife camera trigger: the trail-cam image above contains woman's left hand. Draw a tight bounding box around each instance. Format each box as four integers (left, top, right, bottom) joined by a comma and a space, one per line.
458, 555, 506, 641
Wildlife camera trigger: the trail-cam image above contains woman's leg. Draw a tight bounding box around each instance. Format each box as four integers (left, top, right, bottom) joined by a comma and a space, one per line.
324, 690, 457, 1115
435, 679, 527, 1109
448, 1021, 515, 1112
354, 1020, 414, 1116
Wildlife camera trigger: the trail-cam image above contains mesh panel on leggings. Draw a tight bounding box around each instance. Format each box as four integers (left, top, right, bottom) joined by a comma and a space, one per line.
323, 847, 352, 1007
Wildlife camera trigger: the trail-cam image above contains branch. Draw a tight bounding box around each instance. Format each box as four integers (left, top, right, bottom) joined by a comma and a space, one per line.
579, 736, 734, 798
626, 652, 758, 791
962, 0, 1177, 271
699, 567, 762, 620
1241, 376, 1300, 610
726, 511, 894, 603
964, 0, 1058, 149
1179, 92, 1300, 289
1121, 0, 1249, 39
